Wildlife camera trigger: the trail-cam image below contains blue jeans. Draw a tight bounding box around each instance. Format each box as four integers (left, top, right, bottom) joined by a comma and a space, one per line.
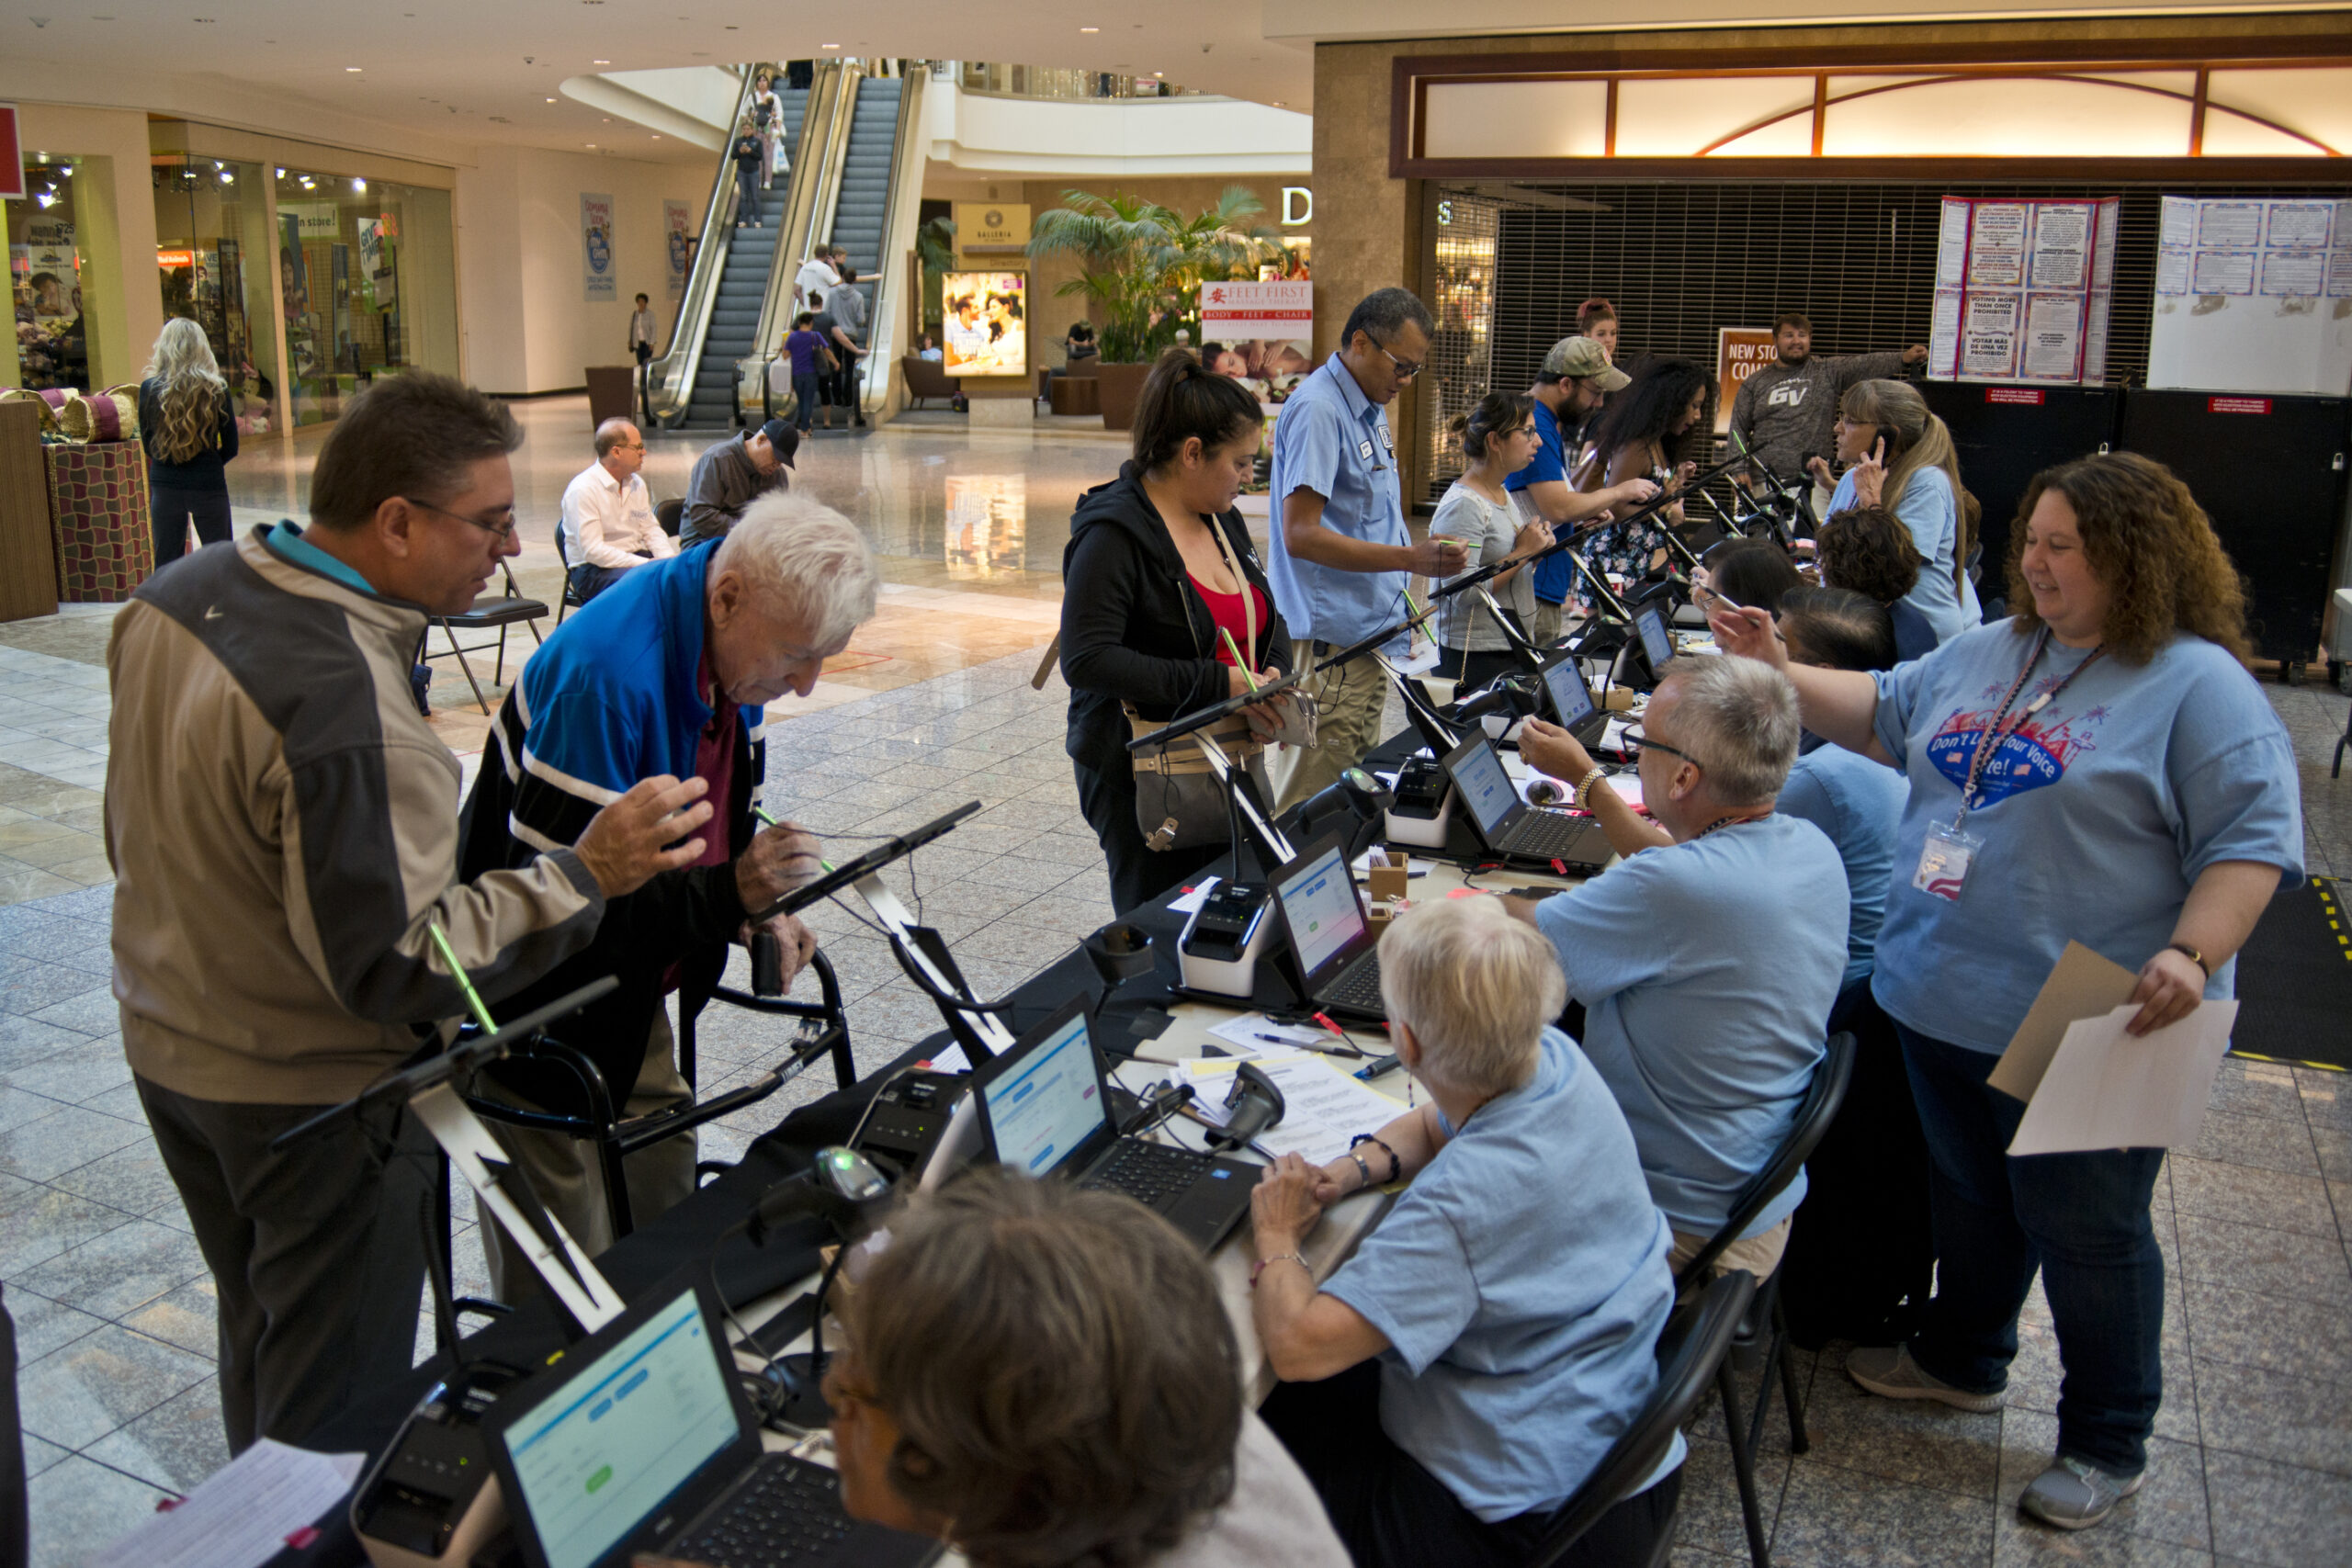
791, 372, 820, 431
1897, 1024, 2165, 1473
570, 561, 634, 604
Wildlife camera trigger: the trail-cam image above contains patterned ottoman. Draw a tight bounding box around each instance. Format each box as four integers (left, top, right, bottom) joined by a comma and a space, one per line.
46, 442, 154, 601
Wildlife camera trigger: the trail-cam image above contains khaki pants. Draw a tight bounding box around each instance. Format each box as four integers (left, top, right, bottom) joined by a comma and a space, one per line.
479, 1011, 698, 1301
1269, 649, 1391, 813
1530, 601, 1565, 648
1668, 1216, 1792, 1296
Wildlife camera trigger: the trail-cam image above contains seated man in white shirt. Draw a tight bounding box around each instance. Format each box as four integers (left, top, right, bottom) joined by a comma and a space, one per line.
560, 418, 677, 604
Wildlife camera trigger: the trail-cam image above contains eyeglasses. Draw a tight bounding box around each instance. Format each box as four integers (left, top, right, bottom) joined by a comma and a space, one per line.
1370, 338, 1422, 380
1513, 423, 1540, 438
402, 495, 519, 543
1623, 726, 1701, 767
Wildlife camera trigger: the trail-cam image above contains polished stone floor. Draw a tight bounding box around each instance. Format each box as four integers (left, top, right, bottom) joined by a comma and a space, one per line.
6, 409, 2352, 1567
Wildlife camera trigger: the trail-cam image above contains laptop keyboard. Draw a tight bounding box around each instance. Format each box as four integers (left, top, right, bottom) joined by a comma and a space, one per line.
1503, 810, 1603, 861
673, 1454, 854, 1567
1083, 1139, 1216, 1207
1321, 954, 1385, 1014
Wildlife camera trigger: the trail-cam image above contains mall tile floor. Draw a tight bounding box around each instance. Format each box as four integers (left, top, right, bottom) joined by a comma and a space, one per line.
6, 408, 2352, 1568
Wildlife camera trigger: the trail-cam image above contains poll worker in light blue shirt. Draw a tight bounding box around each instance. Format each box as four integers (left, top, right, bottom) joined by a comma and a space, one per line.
1809, 379, 1981, 642
1263, 288, 1467, 811
1709, 453, 2302, 1532
1250, 896, 1681, 1568
1512, 656, 1849, 1282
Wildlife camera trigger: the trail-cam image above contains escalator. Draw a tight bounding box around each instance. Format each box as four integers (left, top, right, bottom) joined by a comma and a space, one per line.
678, 85, 807, 428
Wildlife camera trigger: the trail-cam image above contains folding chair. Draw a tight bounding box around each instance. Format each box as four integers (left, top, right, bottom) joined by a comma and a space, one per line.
551, 529, 588, 626
427, 558, 548, 716
1672, 1031, 1859, 1568
1526, 1269, 1758, 1568
656, 498, 684, 537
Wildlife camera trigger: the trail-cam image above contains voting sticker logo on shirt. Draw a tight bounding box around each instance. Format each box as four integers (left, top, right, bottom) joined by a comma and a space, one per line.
1924, 707, 2103, 808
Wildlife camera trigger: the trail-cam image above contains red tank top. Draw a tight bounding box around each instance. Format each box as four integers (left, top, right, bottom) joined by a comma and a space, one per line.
1190, 576, 1270, 667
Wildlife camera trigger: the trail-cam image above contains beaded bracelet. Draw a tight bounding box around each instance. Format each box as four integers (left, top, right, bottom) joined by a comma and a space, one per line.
1250, 1251, 1309, 1288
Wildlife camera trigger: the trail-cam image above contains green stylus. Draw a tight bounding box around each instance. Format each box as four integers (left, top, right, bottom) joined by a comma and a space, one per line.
428, 919, 498, 1034
752, 807, 833, 874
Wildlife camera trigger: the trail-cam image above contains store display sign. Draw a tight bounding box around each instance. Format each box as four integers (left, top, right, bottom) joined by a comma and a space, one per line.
279, 200, 341, 240
581, 192, 616, 303
664, 199, 691, 299
1929, 196, 2117, 386
0, 106, 21, 200
952, 202, 1030, 265
22, 220, 78, 320
155, 248, 197, 269
1714, 328, 1775, 435
941, 271, 1026, 377
2209, 396, 2272, 414
1200, 280, 1314, 399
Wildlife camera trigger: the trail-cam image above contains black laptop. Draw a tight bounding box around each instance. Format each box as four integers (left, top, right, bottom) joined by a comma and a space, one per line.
1268, 831, 1387, 1021
972, 995, 1259, 1252
1634, 604, 1677, 679
486, 1272, 939, 1568
1441, 735, 1614, 873
1538, 654, 1611, 746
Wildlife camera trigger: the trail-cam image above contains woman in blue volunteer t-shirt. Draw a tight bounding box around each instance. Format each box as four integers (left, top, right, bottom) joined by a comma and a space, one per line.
1807, 379, 1981, 642
1710, 452, 2301, 1534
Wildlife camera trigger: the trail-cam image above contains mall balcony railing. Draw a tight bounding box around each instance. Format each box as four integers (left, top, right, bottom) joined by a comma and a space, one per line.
941, 62, 1209, 102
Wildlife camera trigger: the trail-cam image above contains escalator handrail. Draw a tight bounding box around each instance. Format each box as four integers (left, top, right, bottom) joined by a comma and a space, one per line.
854, 70, 927, 416
646, 64, 763, 428
741, 62, 861, 418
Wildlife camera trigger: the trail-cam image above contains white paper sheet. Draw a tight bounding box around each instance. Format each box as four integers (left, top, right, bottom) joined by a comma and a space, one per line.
1202, 1014, 1329, 1057
84, 1438, 365, 1568
1168, 875, 1219, 916
1181, 1051, 1409, 1166
2007, 1000, 2240, 1156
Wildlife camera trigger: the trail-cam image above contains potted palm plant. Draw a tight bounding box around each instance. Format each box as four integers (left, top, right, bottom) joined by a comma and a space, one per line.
1027, 186, 1281, 430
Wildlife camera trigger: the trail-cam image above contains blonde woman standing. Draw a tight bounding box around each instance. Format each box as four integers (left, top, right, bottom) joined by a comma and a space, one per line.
139, 318, 240, 569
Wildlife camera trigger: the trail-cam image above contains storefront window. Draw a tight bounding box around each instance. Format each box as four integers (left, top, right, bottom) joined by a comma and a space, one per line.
153, 155, 279, 434
271, 167, 458, 426
6, 154, 93, 391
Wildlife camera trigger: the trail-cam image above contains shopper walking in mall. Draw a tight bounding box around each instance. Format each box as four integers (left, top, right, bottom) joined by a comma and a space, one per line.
1062, 349, 1292, 912
1572, 356, 1713, 599
1808, 379, 1982, 642
731, 118, 764, 226
1265, 287, 1467, 811
1709, 452, 2301, 1533
139, 316, 240, 570
750, 70, 784, 186
1430, 391, 1550, 689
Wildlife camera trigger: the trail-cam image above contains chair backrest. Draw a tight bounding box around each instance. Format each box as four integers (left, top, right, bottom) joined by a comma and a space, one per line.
1675, 1031, 1858, 1291
1524, 1269, 1758, 1568
655, 497, 684, 536
552, 524, 570, 570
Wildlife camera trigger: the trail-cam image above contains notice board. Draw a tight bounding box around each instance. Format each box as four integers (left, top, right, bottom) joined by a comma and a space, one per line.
2147, 197, 2352, 396
1928, 197, 2118, 386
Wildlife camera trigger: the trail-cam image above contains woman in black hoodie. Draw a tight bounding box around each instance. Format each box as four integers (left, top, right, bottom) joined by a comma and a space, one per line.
1062, 349, 1292, 912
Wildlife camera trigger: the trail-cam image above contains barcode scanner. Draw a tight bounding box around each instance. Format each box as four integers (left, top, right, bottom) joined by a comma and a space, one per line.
1208, 1062, 1287, 1154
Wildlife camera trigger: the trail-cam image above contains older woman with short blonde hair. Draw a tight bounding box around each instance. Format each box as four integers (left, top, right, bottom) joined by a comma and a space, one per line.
1250, 896, 1683, 1568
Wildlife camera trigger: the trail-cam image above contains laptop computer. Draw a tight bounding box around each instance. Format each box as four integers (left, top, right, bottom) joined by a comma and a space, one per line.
1268, 831, 1387, 1021
1441, 735, 1614, 874
486, 1272, 938, 1568
972, 995, 1259, 1251
1538, 654, 1611, 747
1634, 604, 1677, 677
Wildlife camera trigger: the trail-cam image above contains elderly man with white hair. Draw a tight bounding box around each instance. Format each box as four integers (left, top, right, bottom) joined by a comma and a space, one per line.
457, 490, 879, 1296
1508, 655, 1849, 1281
1249, 896, 1684, 1568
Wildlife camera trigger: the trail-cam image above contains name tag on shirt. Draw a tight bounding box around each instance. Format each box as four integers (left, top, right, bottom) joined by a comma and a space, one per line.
1379, 425, 1395, 456
1357, 438, 1375, 461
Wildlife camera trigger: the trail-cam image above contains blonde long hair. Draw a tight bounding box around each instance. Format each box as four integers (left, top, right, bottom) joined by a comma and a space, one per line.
143, 318, 228, 466
1840, 378, 1975, 592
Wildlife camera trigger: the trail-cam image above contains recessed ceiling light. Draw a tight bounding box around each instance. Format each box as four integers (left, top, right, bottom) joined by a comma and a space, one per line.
820, 43, 839, 50
1152, 72, 1164, 77
345, 66, 364, 73
1272, 101, 1285, 107
585, 142, 596, 148
650, 133, 661, 139
593, 59, 610, 65
546, 96, 558, 102
352, 177, 367, 192
1080, 25, 1098, 32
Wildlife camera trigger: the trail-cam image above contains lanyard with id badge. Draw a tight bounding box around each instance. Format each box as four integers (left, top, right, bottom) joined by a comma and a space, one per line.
1914, 628, 2104, 902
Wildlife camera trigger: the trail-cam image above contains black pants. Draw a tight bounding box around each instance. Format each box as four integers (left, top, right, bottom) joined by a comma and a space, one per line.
137, 1076, 435, 1454
0, 1283, 24, 1568
1261, 1362, 1682, 1568
1073, 758, 1227, 917
153, 483, 234, 569
735, 165, 763, 224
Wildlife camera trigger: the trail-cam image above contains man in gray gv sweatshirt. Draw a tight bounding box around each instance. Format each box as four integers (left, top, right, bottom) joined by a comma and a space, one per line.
1728, 311, 1927, 487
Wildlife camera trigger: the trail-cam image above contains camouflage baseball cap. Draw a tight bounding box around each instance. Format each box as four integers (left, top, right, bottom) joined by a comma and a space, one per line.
1540, 335, 1631, 390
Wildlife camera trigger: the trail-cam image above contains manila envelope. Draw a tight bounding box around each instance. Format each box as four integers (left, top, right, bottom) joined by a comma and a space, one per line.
1988, 941, 2140, 1103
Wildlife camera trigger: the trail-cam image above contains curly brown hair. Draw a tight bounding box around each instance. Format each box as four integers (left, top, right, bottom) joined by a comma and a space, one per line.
838, 1169, 1240, 1568
2005, 452, 2251, 666
1816, 505, 1922, 604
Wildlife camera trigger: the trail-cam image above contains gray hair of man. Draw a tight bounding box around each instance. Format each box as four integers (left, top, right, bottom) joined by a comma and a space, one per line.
1661, 656, 1802, 808
712, 491, 880, 652
1376, 896, 1565, 1099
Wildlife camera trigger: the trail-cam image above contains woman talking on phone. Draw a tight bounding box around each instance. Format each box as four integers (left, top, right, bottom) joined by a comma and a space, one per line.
1806, 379, 1980, 642
1708, 453, 2300, 1533
1061, 349, 1292, 913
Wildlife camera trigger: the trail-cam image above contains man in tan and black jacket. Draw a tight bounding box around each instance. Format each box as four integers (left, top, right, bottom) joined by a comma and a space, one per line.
106, 373, 718, 1454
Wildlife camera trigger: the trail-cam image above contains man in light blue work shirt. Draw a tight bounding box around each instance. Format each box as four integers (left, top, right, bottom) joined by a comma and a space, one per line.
1510, 657, 1848, 1281
1266, 288, 1469, 810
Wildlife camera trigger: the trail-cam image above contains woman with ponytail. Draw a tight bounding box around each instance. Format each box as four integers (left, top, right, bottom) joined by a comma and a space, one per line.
1431, 392, 1551, 688
138, 317, 241, 569
1062, 348, 1294, 911
1806, 379, 1981, 641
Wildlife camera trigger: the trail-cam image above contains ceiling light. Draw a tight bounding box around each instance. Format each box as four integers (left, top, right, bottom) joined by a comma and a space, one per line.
275, 166, 286, 176
352, 178, 367, 192
1272, 101, 1285, 107
585, 142, 596, 148
35, 192, 57, 209
345, 66, 363, 73
820, 43, 839, 50
593, 59, 610, 65
220, 171, 234, 183
1080, 25, 1099, 32
650, 133, 662, 139
1152, 72, 1163, 77
546, 96, 558, 102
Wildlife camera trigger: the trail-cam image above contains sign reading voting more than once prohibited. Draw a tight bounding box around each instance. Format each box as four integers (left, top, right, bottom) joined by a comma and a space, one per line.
1929, 197, 2118, 386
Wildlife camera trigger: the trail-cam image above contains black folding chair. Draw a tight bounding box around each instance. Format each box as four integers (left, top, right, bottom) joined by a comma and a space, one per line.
1525, 1269, 1757, 1568
427, 559, 548, 715
1671, 1031, 1859, 1568
550, 529, 588, 626
655, 498, 684, 537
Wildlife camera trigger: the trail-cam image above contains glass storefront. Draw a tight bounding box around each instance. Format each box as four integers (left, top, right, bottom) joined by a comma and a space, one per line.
267, 166, 458, 426
152, 155, 279, 434
6, 154, 94, 391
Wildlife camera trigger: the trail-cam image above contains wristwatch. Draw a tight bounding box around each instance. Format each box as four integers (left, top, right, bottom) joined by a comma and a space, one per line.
1574, 766, 1607, 809
2166, 942, 2210, 978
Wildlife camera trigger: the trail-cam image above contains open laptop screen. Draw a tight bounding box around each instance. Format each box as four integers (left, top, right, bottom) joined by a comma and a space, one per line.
1544, 659, 1595, 728
1274, 842, 1366, 981
1636, 606, 1674, 671
1445, 739, 1521, 839
500, 1287, 737, 1568
978, 1008, 1107, 1177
